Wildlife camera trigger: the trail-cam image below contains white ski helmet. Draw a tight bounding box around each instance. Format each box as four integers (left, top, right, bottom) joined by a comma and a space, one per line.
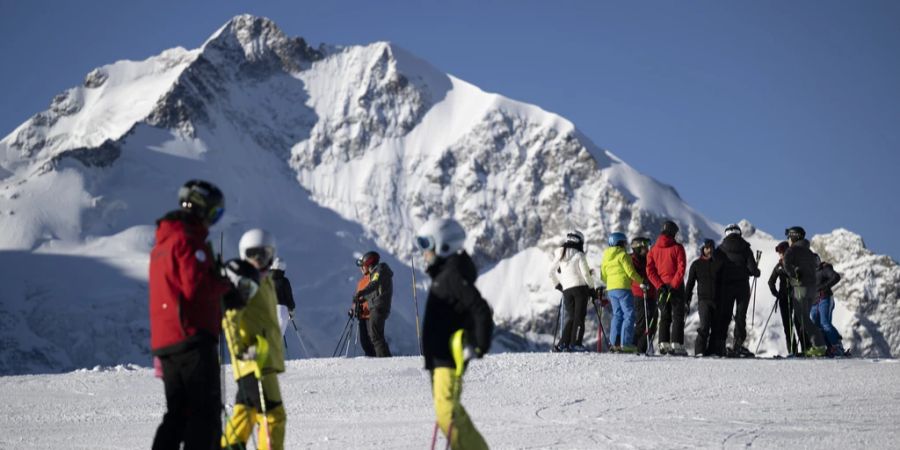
415, 218, 466, 258
239, 228, 276, 269
270, 257, 287, 271
724, 223, 742, 237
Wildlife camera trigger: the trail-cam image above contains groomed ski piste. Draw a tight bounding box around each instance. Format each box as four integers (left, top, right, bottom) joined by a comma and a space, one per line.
1, 353, 898, 449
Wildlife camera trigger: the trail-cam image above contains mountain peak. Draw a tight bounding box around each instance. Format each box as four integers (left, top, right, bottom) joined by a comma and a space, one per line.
202, 14, 322, 72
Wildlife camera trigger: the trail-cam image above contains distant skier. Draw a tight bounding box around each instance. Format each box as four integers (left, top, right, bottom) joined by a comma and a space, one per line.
646, 220, 688, 356
548, 230, 597, 352
768, 241, 801, 355
149, 180, 233, 450
221, 228, 287, 450
814, 255, 846, 356
715, 223, 761, 357
685, 239, 723, 356
601, 232, 644, 353
416, 218, 493, 450
629, 237, 657, 354
353, 251, 394, 357
270, 257, 296, 337
783, 226, 828, 357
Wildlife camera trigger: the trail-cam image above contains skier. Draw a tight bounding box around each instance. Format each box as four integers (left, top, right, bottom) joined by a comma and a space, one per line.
783, 226, 828, 356
685, 239, 723, 356
601, 232, 643, 353
630, 237, 657, 354
270, 257, 296, 338
353, 251, 394, 357
222, 229, 287, 450
768, 241, 801, 355
814, 255, 846, 356
149, 180, 234, 450
416, 218, 493, 450
715, 223, 761, 357
548, 230, 597, 352
646, 220, 688, 355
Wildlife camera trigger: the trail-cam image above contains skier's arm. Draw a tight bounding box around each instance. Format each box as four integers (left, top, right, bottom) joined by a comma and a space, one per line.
645, 251, 663, 289
685, 261, 698, 302
768, 265, 780, 297
357, 265, 391, 306
620, 252, 643, 285
746, 247, 761, 277
449, 274, 494, 356
281, 277, 296, 310
820, 264, 842, 291
175, 238, 231, 304
671, 246, 686, 287
577, 253, 596, 289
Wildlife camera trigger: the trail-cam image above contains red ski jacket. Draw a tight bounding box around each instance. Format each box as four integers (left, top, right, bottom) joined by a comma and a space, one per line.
646, 234, 686, 290
630, 254, 657, 299
149, 210, 232, 356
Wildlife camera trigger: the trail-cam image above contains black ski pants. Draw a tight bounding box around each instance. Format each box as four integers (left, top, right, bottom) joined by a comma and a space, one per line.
658, 287, 685, 344
152, 342, 222, 450
776, 294, 798, 354
633, 295, 658, 353
694, 298, 717, 356
560, 285, 591, 347
719, 279, 751, 350
791, 286, 825, 350
368, 308, 392, 357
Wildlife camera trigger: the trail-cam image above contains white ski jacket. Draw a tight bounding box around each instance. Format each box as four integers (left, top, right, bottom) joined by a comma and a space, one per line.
549, 247, 596, 290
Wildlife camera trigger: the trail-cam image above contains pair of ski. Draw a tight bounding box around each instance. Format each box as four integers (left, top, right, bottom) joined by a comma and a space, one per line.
589, 286, 658, 355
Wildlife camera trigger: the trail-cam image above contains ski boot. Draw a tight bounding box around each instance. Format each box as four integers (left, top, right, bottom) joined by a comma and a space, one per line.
670, 343, 688, 356
735, 346, 755, 358
619, 345, 638, 354
552, 343, 570, 353
804, 346, 827, 357
658, 342, 671, 355
569, 344, 588, 353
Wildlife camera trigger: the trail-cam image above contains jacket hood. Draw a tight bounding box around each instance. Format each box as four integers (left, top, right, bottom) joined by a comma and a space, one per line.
427, 251, 477, 283
792, 239, 811, 250
720, 234, 749, 253
654, 234, 677, 248
155, 210, 209, 243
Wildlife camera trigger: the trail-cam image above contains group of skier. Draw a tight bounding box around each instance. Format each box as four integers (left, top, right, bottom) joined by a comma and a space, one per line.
550, 220, 847, 359
148, 179, 493, 450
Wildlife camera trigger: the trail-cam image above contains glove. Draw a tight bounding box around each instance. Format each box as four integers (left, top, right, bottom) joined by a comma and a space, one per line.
658, 284, 670, 298
463, 344, 482, 363
595, 287, 605, 300
639, 282, 650, 292
347, 307, 355, 318
752, 268, 761, 278
554, 283, 563, 292
288, 309, 296, 320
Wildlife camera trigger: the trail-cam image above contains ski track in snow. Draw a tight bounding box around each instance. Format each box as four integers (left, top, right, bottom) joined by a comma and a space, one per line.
1, 353, 898, 449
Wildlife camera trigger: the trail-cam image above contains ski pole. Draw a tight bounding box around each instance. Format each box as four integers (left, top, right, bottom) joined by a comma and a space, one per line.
642, 286, 652, 355
751, 250, 762, 327
754, 297, 780, 355
332, 315, 353, 357
592, 298, 611, 351
289, 317, 311, 358
411, 256, 423, 356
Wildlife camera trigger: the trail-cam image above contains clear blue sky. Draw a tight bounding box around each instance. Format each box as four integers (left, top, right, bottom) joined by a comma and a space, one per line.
2, 0, 898, 260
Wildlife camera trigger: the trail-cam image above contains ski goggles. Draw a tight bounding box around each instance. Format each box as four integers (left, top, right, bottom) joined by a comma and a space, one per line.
245, 246, 274, 267
416, 235, 435, 252
208, 205, 224, 225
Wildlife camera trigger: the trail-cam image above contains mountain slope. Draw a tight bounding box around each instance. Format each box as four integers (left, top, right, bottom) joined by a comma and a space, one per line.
0, 15, 897, 374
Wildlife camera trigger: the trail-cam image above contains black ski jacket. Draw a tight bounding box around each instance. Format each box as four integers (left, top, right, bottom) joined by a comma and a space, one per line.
768, 262, 789, 300
271, 270, 296, 310
356, 262, 393, 313
783, 239, 817, 290
815, 262, 841, 299
717, 234, 760, 282
422, 252, 494, 371
685, 255, 722, 304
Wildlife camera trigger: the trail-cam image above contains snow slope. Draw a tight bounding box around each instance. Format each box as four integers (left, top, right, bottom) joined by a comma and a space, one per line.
1, 353, 898, 449
0, 15, 898, 374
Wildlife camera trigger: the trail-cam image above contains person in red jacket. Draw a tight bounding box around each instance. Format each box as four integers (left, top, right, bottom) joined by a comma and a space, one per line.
149, 180, 234, 450
646, 220, 687, 355
630, 237, 657, 354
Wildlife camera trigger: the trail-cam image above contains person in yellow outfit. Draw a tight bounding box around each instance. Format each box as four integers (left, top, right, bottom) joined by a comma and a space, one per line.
600, 232, 644, 353
221, 228, 287, 450
415, 218, 494, 450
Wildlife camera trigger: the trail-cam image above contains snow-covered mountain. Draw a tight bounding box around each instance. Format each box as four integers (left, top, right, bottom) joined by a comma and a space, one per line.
1, 15, 897, 374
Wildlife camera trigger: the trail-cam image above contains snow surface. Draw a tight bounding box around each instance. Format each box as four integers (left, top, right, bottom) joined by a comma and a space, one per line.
1, 353, 898, 449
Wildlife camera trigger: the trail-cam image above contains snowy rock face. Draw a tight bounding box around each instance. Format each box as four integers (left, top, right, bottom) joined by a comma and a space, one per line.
0, 15, 897, 374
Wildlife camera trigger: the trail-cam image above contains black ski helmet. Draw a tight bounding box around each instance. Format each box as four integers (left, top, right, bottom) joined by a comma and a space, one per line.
631, 237, 651, 251
785, 226, 806, 241
178, 180, 224, 225
661, 220, 679, 237
356, 251, 380, 270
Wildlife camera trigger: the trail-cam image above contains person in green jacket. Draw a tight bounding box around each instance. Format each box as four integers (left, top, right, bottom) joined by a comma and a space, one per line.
601, 232, 644, 352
